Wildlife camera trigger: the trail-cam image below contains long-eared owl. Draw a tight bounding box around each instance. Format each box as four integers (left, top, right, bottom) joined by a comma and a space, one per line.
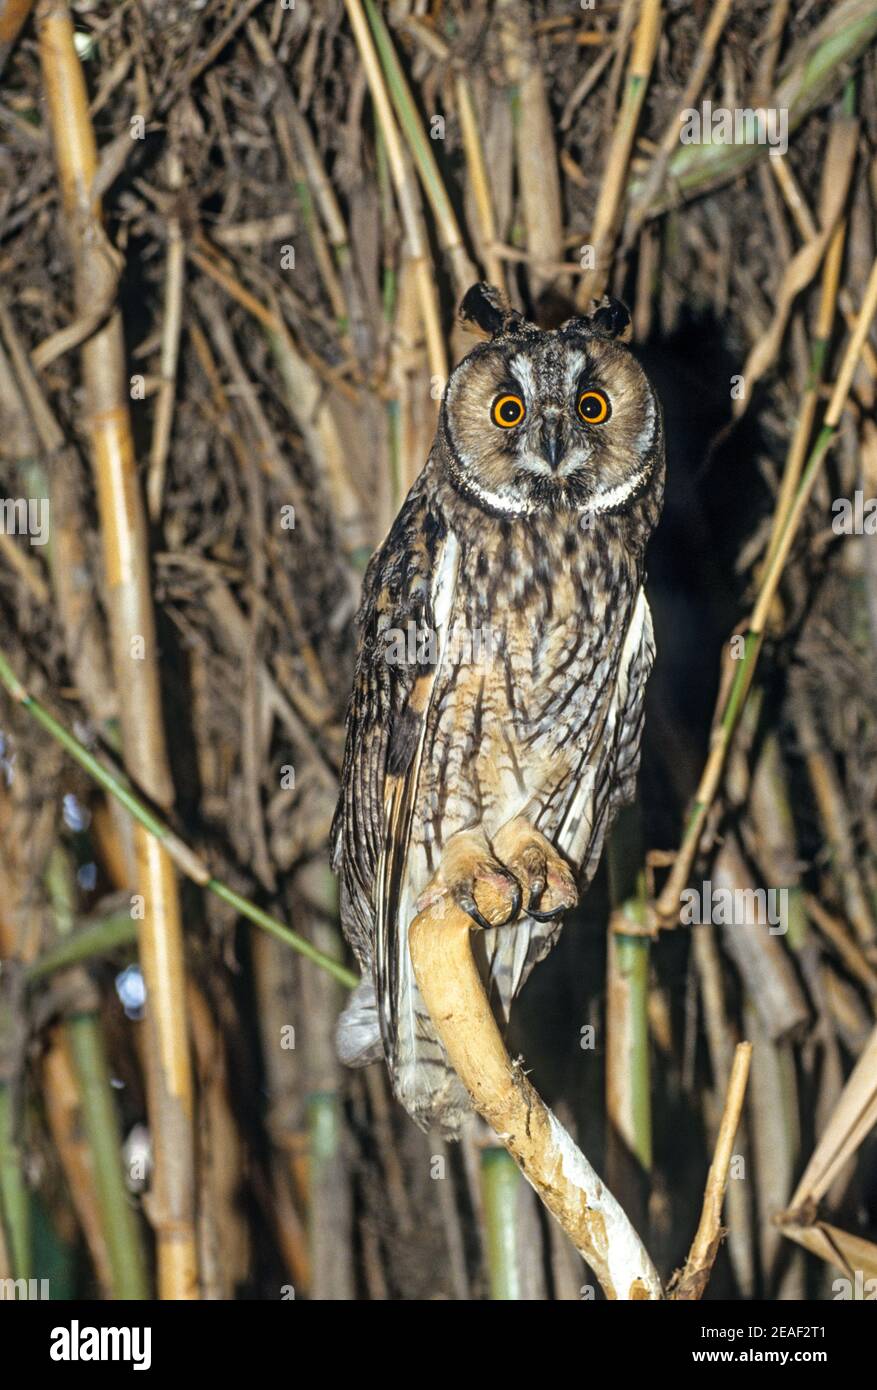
332, 284, 664, 1137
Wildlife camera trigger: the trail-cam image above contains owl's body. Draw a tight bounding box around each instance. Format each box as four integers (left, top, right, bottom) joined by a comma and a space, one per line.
332, 287, 664, 1136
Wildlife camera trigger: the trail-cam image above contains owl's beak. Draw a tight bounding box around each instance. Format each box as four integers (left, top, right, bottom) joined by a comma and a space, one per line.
540, 420, 566, 471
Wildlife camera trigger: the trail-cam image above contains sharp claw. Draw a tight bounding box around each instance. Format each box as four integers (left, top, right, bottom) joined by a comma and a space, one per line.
457, 894, 496, 932
506, 879, 522, 924
457, 874, 521, 930
527, 881, 546, 914
528, 902, 569, 923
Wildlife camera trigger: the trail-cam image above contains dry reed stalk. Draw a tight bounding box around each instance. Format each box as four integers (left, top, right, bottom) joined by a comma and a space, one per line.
746, 1006, 803, 1299
247, 22, 350, 336
753, 0, 791, 104
733, 118, 858, 420
630, 0, 877, 215
623, 0, 734, 252
362, 0, 476, 299
0, 333, 51, 609
747, 731, 808, 948
146, 130, 185, 522
780, 1221, 877, 1285
655, 252, 877, 923
455, 75, 506, 294
188, 983, 249, 1300
344, 0, 446, 388
409, 896, 662, 1300
783, 1017, 877, 1284
577, 0, 662, 307
805, 896, 877, 999
497, 0, 565, 299
861, 419, 877, 652
387, 258, 439, 500
786, 1024, 877, 1220
159, 0, 263, 104
793, 687, 876, 949
37, 0, 198, 1298
250, 928, 311, 1294
361, 1068, 415, 1238
760, 211, 846, 583
0, 299, 116, 723
671, 1042, 753, 1299
187, 239, 283, 334
268, 316, 377, 559
768, 151, 873, 296
711, 835, 809, 1042
193, 291, 313, 541
690, 924, 756, 1295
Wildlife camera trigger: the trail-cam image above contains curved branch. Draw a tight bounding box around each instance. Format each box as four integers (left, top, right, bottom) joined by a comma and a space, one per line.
409, 897, 663, 1300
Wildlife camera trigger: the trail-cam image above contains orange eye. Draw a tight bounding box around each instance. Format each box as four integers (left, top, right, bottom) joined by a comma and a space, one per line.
491, 393, 525, 428
577, 388, 610, 424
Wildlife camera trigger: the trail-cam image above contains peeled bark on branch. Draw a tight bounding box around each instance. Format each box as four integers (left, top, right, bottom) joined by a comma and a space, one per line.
409, 898, 663, 1300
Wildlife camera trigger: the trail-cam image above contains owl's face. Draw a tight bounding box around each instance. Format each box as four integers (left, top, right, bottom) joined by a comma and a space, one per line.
440, 303, 660, 520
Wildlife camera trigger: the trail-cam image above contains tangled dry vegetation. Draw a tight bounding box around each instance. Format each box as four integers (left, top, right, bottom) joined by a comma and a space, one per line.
0, 0, 876, 1300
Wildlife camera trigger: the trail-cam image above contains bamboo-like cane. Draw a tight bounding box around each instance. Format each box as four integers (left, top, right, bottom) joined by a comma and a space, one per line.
36, 0, 198, 1298
606, 817, 653, 1188
481, 1146, 524, 1300
0, 940, 29, 1284
409, 897, 663, 1300
45, 847, 149, 1299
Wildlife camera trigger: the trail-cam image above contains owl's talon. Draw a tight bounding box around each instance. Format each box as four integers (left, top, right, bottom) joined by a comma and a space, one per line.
455, 869, 521, 930
457, 893, 503, 933
505, 879, 523, 924
417, 828, 523, 931
528, 901, 568, 923
527, 879, 546, 911
493, 817, 578, 923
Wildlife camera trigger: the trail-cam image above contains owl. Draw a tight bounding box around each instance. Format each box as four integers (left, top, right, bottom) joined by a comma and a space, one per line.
332, 284, 664, 1137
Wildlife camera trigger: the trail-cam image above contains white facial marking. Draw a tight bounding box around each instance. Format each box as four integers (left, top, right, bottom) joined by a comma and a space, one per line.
456, 473, 537, 516
506, 353, 538, 402
562, 349, 589, 389
587, 461, 651, 514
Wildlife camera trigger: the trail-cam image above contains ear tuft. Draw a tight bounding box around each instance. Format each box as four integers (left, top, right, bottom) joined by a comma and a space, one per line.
589, 297, 632, 341
459, 282, 524, 338
561, 296, 632, 342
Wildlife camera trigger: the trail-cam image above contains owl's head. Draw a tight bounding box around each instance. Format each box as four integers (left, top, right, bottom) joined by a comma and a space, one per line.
439, 283, 663, 520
